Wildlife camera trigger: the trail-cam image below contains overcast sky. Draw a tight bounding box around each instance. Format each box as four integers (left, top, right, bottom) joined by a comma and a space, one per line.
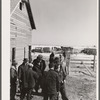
30, 0, 98, 47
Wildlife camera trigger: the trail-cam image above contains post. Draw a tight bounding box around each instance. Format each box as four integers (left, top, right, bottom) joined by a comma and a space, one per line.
93, 54, 96, 71
29, 45, 32, 63
66, 51, 70, 75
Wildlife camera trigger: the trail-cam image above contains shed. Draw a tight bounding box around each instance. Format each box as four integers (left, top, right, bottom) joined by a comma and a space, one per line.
10, 0, 36, 65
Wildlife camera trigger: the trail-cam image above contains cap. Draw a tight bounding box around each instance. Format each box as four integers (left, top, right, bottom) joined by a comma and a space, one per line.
54, 57, 61, 65
37, 55, 43, 59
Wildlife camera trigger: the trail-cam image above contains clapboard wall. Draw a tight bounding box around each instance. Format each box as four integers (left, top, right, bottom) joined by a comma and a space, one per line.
10, 1, 32, 65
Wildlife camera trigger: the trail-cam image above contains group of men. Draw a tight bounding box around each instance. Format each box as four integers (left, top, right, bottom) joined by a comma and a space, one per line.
10, 52, 69, 100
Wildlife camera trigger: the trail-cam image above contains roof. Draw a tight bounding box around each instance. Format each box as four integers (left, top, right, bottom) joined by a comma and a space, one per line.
25, 0, 36, 29
10, 0, 36, 29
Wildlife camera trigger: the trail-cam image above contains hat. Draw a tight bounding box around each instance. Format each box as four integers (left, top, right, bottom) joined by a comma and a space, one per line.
12, 59, 17, 65
23, 58, 28, 62
37, 55, 43, 59
54, 57, 61, 65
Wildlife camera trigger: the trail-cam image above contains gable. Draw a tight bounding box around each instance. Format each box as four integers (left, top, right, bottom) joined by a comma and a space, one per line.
10, 0, 36, 29
11, 2, 32, 29
10, 0, 20, 13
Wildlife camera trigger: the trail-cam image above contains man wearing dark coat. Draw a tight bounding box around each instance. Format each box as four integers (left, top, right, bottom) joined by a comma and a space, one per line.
43, 62, 60, 100
26, 63, 39, 100
18, 58, 39, 100
10, 60, 18, 100
49, 52, 55, 63
32, 55, 46, 93
54, 57, 69, 100
18, 58, 29, 100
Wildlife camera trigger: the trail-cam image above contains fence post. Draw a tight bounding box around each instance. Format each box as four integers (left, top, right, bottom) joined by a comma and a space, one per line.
66, 51, 70, 75
93, 54, 96, 71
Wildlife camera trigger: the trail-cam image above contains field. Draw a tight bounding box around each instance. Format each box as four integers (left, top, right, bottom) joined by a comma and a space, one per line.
23, 53, 97, 100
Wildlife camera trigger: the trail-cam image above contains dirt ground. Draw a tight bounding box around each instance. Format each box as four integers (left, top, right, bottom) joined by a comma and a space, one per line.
64, 75, 96, 100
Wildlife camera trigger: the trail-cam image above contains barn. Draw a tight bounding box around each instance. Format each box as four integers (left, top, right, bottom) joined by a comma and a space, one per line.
10, 0, 36, 65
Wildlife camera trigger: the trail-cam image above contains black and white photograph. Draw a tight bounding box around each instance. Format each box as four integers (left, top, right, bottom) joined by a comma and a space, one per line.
2, 0, 98, 100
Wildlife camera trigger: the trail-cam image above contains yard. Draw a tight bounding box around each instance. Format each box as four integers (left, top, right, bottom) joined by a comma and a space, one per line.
16, 53, 97, 100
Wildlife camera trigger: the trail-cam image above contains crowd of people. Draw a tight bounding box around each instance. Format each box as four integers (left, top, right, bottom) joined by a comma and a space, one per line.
10, 51, 69, 100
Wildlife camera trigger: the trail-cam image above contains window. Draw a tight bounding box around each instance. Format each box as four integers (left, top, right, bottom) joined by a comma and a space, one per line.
19, 1, 25, 10
29, 46, 32, 63
19, 2, 23, 10
12, 48, 16, 61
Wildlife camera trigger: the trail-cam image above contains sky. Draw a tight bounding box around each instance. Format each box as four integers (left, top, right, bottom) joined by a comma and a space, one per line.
30, 0, 98, 47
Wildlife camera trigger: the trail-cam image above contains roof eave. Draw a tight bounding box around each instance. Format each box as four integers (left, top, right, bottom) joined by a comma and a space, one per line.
24, 0, 36, 29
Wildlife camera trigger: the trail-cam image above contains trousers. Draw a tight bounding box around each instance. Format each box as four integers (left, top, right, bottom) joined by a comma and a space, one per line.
43, 93, 58, 100
60, 83, 68, 100
20, 87, 33, 100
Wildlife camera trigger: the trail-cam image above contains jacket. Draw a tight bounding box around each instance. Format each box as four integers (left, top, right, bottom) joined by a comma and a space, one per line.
18, 63, 29, 88
26, 68, 39, 88
45, 69, 60, 95
32, 59, 46, 75
10, 66, 17, 85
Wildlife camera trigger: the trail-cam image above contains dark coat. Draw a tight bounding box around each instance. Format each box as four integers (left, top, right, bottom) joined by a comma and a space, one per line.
18, 63, 29, 88
10, 66, 17, 86
49, 53, 55, 63
26, 68, 39, 88
45, 69, 60, 95
32, 59, 46, 75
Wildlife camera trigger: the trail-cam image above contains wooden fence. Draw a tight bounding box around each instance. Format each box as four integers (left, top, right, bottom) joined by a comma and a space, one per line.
68, 54, 97, 77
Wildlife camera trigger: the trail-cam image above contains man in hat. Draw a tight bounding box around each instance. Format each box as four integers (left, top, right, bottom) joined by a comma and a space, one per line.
54, 57, 69, 100
18, 58, 29, 100
49, 52, 55, 64
32, 55, 46, 93
10, 60, 18, 100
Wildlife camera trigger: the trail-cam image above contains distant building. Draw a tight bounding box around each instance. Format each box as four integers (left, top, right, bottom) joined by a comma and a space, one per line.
10, 0, 36, 65
32, 45, 61, 53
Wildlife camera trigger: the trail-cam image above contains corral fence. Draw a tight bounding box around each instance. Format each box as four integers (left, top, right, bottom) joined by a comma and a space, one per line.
67, 53, 97, 77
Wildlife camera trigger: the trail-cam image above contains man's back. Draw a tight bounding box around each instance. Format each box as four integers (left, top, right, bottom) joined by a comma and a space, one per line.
18, 63, 29, 88
46, 69, 60, 95
26, 68, 39, 88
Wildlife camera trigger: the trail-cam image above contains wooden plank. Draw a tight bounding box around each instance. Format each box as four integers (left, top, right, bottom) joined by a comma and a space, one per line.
10, 17, 32, 31
10, 38, 16, 47
11, 13, 31, 27
10, 23, 17, 31
10, 31, 17, 36
10, 34, 16, 38
15, 8, 29, 21
16, 26, 31, 35
71, 59, 95, 61
14, 11, 29, 23
70, 62, 94, 65
82, 63, 96, 77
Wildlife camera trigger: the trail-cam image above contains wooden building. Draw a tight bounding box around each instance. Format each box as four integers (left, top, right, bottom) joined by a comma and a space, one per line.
10, 0, 36, 65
